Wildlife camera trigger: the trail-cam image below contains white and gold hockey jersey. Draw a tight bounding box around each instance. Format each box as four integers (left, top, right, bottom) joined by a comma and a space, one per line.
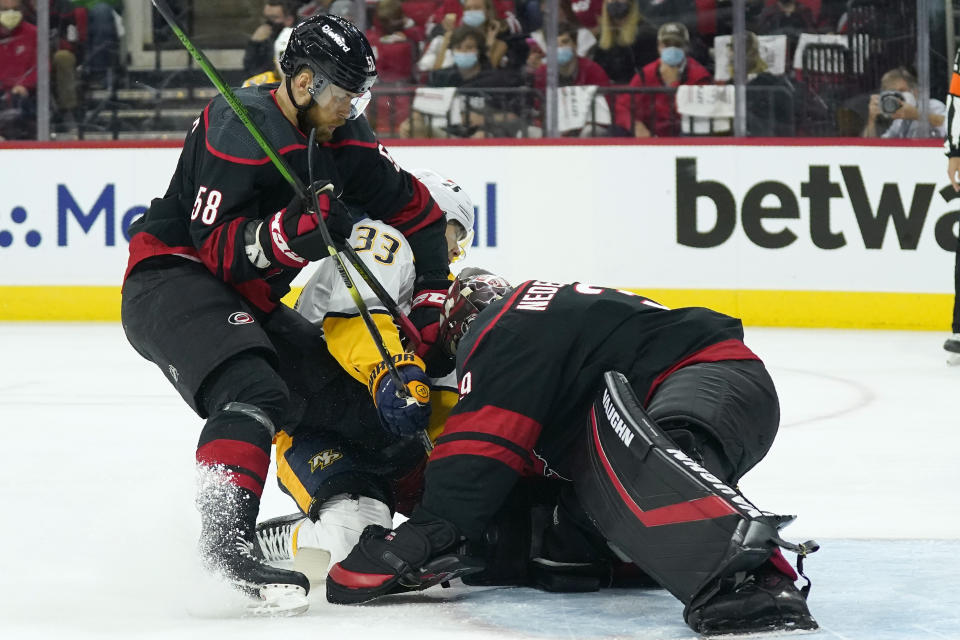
296, 218, 458, 445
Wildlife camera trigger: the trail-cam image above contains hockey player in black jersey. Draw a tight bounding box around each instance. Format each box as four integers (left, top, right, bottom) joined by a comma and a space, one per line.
121, 15, 451, 615
326, 269, 818, 635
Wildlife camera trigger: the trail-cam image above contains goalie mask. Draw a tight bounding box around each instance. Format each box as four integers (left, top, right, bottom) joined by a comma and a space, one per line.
437, 268, 512, 357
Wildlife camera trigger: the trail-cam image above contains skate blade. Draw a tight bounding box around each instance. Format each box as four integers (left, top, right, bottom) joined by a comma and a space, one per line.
293, 548, 332, 586
243, 583, 310, 617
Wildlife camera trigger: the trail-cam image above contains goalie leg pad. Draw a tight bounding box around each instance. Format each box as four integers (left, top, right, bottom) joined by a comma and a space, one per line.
572, 371, 789, 607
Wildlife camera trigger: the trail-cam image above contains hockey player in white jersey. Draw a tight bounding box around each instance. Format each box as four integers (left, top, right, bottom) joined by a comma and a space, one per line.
254, 169, 474, 582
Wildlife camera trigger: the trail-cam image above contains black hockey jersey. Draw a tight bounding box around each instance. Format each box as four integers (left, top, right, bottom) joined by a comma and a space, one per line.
124, 84, 447, 313
421, 280, 759, 540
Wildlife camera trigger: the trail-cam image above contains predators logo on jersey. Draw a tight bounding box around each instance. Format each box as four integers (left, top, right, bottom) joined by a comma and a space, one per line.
309, 449, 343, 472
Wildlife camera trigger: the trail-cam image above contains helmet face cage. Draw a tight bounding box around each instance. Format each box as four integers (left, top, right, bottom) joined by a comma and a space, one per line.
438, 269, 512, 357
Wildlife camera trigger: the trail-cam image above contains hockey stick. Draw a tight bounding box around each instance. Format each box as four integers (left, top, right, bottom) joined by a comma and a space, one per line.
149, 0, 421, 350
308, 129, 433, 452
152, 0, 432, 451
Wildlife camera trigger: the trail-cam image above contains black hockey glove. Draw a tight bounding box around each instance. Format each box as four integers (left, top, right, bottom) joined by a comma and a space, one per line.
257, 182, 354, 268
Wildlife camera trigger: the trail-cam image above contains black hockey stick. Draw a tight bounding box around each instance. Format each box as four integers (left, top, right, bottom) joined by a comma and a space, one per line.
149, 0, 422, 350
151, 0, 432, 450
308, 128, 432, 452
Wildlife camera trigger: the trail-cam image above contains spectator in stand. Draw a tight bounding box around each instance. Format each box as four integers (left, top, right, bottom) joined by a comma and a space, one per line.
569, 0, 604, 32
425, 0, 522, 39
753, 0, 816, 55
417, 0, 509, 73
24, 1, 81, 132
423, 25, 525, 138
244, 0, 298, 78
72, 0, 121, 83
242, 26, 292, 86
528, 0, 596, 59
613, 21, 711, 137
530, 21, 612, 136
367, 0, 425, 49
0, 0, 36, 140
592, 0, 658, 85
862, 66, 946, 139
723, 31, 796, 136
530, 21, 610, 94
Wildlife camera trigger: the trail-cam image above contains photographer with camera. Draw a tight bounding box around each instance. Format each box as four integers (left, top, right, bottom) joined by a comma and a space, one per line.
862, 67, 946, 139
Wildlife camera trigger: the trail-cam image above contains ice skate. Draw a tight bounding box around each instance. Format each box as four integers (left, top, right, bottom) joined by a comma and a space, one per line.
255, 513, 332, 586
685, 563, 818, 635
198, 485, 309, 616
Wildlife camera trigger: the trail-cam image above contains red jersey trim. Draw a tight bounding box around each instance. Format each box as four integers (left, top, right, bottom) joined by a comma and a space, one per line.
123, 233, 199, 282
443, 406, 543, 452
203, 103, 306, 165
644, 339, 759, 405
196, 439, 270, 484
325, 139, 379, 150
590, 409, 737, 527
429, 439, 528, 475
220, 217, 244, 283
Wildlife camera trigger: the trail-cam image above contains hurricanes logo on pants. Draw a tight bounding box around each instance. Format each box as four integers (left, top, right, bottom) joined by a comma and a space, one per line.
309, 449, 343, 472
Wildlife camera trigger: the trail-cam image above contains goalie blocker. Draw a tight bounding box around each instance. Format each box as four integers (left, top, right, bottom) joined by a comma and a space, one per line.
577, 371, 818, 633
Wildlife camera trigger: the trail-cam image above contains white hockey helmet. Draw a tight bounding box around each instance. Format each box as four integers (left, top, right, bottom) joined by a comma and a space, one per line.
412, 168, 475, 257
273, 27, 294, 71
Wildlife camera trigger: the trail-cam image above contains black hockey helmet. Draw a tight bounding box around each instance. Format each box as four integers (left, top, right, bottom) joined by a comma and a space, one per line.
280, 14, 377, 117
437, 268, 513, 357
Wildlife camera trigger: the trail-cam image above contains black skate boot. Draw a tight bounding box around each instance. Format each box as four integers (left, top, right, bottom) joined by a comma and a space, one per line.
199, 487, 310, 616
685, 561, 818, 635
326, 507, 483, 605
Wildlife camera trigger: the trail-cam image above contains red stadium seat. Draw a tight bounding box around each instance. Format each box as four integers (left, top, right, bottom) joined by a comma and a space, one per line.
373, 40, 417, 83
402, 0, 440, 27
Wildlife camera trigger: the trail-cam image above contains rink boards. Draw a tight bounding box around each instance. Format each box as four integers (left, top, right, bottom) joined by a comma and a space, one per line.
0, 139, 954, 329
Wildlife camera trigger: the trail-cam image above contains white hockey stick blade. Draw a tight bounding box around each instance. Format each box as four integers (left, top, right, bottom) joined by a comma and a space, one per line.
293, 548, 333, 587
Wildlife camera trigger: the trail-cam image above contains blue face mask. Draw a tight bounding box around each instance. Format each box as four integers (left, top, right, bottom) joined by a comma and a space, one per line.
556, 45, 575, 65
661, 46, 685, 67
461, 10, 486, 27
453, 51, 478, 69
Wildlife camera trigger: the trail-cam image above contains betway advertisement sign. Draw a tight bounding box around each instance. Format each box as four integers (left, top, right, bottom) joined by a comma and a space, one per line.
0, 142, 954, 297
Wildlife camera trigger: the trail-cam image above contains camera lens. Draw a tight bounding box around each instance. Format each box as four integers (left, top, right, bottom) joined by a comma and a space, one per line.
880, 92, 902, 116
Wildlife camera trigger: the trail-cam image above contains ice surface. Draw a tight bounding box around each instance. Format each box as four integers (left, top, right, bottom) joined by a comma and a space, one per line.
1, 324, 957, 639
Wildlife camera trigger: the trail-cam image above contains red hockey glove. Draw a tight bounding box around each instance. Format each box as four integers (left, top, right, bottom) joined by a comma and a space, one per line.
411, 279, 454, 377
258, 182, 354, 268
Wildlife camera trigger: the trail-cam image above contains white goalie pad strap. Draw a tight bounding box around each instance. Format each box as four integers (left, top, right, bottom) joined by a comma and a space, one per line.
295, 493, 392, 567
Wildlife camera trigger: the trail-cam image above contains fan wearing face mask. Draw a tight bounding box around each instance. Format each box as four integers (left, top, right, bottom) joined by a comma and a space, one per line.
418, 0, 514, 72
862, 66, 946, 139
613, 21, 712, 138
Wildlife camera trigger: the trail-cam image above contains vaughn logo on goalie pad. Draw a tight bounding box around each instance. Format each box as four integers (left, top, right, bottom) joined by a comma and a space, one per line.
666, 448, 763, 518
601, 389, 635, 447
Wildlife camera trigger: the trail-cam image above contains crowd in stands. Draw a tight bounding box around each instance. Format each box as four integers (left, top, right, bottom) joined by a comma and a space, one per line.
0, 0, 943, 140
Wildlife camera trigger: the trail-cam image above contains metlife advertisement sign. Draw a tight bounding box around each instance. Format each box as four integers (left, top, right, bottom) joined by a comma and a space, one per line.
0, 140, 955, 326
